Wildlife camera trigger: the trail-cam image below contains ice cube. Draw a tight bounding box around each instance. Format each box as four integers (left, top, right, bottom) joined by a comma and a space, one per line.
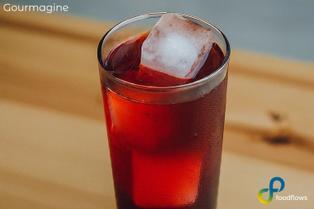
132, 150, 203, 208
141, 13, 213, 79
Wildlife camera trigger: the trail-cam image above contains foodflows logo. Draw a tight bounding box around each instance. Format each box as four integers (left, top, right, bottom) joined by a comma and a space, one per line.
258, 177, 285, 204
258, 176, 308, 204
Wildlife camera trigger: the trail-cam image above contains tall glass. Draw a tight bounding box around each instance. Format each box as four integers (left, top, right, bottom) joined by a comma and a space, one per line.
97, 12, 230, 209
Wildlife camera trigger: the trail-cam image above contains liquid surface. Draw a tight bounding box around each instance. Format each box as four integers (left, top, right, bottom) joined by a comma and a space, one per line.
104, 33, 224, 86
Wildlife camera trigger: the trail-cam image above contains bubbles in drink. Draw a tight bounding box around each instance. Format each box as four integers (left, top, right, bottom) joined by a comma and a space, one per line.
141, 13, 214, 79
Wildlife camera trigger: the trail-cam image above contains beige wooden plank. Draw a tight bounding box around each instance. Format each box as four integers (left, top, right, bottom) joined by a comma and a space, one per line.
224, 130, 314, 171
231, 50, 314, 88
0, 25, 102, 119
0, 99, 115, 209
0, 100, 313, 209
226, 72, 314, 146
219, 152, 313, 209
0, 15, 314, 169
0, 100, 110, 194
1, 20, 314, 171
0, 10, 107, 42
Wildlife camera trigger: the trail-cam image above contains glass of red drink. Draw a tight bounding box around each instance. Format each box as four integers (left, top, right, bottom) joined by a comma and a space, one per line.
97, 12, 230, 209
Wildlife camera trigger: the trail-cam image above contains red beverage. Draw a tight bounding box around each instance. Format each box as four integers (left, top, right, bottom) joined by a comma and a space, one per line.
98, 13, 230, 209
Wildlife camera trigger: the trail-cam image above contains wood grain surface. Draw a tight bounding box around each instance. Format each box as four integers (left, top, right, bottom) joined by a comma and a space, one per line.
0, 11, 313, 209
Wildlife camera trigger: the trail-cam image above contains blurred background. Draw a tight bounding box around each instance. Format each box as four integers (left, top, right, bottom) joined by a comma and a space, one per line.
0, 1, 313, 209
9, 0, 314, 61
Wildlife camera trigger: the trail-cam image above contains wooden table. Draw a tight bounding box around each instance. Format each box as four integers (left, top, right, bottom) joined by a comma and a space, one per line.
0, 12, 313, 209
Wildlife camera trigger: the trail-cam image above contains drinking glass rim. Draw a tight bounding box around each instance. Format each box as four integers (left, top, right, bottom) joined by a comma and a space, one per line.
97, 12, 231, 92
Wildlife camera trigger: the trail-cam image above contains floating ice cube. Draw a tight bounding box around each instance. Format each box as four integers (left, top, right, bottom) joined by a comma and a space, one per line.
141, 13, 213, 79
132, 150, 203, 208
